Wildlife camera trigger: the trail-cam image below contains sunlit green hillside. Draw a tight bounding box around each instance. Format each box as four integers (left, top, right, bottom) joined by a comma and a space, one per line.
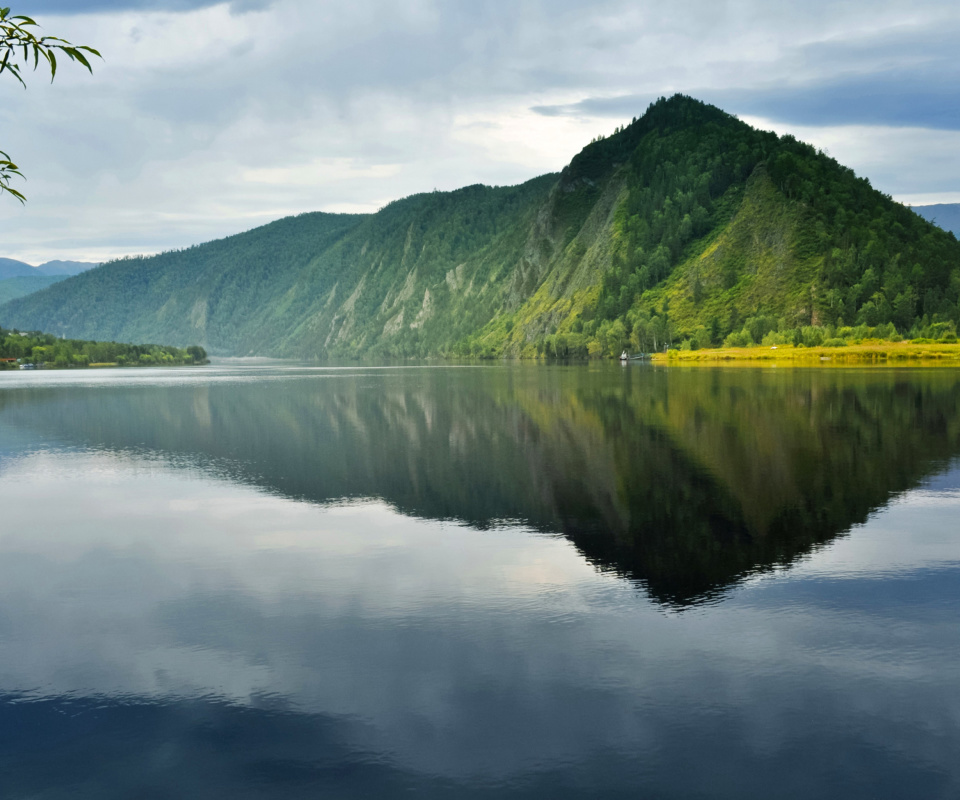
3, 95, 959, 358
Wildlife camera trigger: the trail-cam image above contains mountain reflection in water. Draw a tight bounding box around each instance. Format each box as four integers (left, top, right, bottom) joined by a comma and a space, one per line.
1, 365, 958, 604
2, 364, 960, 799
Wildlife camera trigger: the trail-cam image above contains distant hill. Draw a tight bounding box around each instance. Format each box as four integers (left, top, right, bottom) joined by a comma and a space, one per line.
0, 275, 68, 306
913, 204, 960, 238
0, 258, 99, 279
0, 258, 36, 279
3, 95, 960, 357
0, 259, 97, 309
36, 260, 100, 276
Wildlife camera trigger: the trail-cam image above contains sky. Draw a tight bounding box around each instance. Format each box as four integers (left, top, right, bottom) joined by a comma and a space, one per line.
3, 0, 960, 264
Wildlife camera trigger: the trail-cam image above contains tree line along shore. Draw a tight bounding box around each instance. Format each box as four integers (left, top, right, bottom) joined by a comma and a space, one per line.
0, 326, 207, 369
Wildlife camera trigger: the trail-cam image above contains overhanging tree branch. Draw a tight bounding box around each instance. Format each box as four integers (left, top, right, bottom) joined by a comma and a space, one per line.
0, 148, 25, 202
1, 6, 101, 202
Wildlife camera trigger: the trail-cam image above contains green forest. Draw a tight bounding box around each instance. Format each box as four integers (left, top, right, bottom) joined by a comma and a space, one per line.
3, 95, 959, 359
0, 275, 67, 306
0, 326, 207, 369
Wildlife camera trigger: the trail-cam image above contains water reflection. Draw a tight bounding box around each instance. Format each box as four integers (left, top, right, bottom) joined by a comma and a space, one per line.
0, 365, 959, 798
2, 365, 959, 604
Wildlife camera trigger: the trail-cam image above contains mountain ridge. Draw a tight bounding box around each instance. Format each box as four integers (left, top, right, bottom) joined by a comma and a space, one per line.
913, 203, 960, 237
0, 258, 100, 279
3, 95, 959, 357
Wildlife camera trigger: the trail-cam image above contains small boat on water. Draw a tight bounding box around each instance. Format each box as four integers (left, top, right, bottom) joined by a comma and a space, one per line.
620, 351, 649, 363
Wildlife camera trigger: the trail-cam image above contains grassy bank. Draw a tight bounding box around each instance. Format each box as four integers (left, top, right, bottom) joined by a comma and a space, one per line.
651, 341, 960, 365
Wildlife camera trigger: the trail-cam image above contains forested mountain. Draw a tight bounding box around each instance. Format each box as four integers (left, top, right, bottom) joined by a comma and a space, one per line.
914, 203, 960, 238
0, 275, 67, 306
3, 95, 959, 358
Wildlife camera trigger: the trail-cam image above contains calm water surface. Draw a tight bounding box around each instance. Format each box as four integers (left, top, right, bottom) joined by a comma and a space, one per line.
0, 363, 958, 798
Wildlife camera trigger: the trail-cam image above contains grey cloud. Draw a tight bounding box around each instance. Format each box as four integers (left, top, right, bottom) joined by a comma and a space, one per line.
532, 94, 655, 119
714, 20, 960, 130
531, 17, 960, 130
27, 0, 273, 13
714, 72, 960, 130
531, 68, 960, 131
226, 0, 273, 11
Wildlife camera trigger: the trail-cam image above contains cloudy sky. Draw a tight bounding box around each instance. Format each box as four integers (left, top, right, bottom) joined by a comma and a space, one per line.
3, 0, 960, 264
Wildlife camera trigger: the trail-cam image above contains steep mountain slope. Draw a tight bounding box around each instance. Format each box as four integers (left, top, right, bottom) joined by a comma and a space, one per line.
258, 175, 556, 358
914, 203, 960, 237
4, 95, 959, 358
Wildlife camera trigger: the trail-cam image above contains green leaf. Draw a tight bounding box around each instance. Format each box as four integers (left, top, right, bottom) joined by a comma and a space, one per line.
1, 184, 27, 203
70, 48, 92, 71
8, 63, 25, 88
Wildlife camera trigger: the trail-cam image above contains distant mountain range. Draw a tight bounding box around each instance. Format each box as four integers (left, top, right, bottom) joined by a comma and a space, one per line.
0, 275, 69, 307
912, 204, 960, 238
0, 258, 100, 279
0, 259, 100, 310
2, 95, 959, 357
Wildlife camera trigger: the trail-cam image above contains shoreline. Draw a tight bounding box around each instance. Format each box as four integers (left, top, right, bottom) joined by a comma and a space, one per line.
649, 341, 960, 366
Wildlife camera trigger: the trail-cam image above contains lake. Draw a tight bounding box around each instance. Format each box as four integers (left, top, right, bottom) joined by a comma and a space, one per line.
0, 362, 958, 798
